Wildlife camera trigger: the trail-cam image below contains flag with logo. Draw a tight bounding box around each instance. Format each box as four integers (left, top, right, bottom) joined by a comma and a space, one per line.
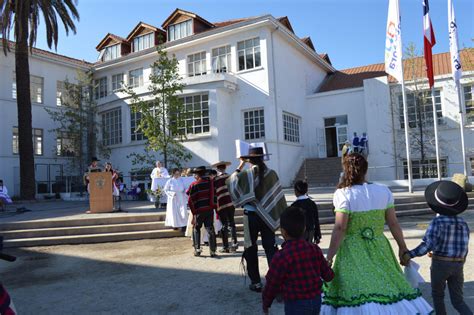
385, 0, 404, 82
448, 0, 462, 81
423, 0, 436, 88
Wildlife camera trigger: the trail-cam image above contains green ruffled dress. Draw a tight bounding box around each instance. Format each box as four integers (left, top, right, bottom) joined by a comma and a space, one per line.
322, 184, 433, 314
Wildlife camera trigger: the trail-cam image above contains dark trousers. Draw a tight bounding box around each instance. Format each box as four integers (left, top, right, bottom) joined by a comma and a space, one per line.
284, 296, 322, 315
243, 211, 277, 284
219, 207, 238, 249
192, 211, 217, 252
431, 259, 473, 315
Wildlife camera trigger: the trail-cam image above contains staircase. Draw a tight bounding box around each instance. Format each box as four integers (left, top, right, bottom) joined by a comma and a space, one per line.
294, 157, 342, 187
2, 192, 472, 247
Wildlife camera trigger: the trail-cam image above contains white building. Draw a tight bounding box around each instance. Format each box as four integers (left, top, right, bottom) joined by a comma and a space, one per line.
0, 8, 473, 196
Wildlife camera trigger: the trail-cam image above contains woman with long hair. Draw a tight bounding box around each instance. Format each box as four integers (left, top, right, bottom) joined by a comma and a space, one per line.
227, 147, 286, 292
322, 153, 433, 314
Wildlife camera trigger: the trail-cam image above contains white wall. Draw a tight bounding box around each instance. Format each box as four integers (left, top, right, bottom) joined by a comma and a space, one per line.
0, 51, 88, 196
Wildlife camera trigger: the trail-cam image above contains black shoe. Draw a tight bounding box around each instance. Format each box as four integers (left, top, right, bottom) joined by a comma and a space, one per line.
230, 242, 239, 252
219, 248, 230, 253
249, 283, 263, 292
203, 242, 209, 246
194, 249, 202, 257
210, 251, 218, 257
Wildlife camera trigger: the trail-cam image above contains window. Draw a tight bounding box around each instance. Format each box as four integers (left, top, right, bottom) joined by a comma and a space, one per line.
102, 44, 121, 61
243, 109, 265, 140
403, 158, 447, 179
102, 108, 122, 146
56, 132, 77, 157
463, 85, 474, 124
131, 111, 146, 141
471, 157, 474, 176
237, 37, 261, 71
187, 52, 207, 77
12, 73, 44, 103
56, 81, 77, 107
212, 45, 231, 73
94, 77, 108, 99
283, 112, 300, 143
129, 68, 143, 88
112, 73, 124, 92
132, 33, 154, 52
398, 89, 442, 128
168, 19, 193, 41
176, 94, 210, 135
13, 127, 43, 155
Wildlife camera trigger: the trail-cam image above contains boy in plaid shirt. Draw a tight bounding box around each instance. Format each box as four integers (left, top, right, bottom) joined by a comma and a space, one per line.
262, 206, 334, 314
402, 181, 472, 315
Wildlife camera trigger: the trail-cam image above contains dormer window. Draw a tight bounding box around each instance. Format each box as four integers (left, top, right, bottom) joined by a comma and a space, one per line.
102, 44, 121, 61
132, 33, 154, 52
168, 19, 192, 41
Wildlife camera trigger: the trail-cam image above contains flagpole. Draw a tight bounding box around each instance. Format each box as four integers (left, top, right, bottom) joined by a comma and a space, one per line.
455, 80, 468, 175
430, 87, 441, 180
400, 79, 413, 193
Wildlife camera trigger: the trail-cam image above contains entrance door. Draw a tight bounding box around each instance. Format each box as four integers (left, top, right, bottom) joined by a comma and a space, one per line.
336, 125, 348, 157
325, 127, 338, 157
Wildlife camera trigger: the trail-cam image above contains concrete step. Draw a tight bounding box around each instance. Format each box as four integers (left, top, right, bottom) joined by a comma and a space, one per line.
2, 223, 244, 248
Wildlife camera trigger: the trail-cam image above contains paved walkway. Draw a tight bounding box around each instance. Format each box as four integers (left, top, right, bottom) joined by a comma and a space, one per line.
0, 211, 472, 314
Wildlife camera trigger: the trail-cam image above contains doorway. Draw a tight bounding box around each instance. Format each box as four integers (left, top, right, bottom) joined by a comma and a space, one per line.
324, 116, 348, 157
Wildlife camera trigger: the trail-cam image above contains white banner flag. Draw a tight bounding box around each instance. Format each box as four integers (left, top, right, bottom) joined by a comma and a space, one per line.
448, 0, 462, 81
385, 0, 404, 82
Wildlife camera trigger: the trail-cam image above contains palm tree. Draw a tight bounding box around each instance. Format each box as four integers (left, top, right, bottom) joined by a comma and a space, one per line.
1, 0, 79, 199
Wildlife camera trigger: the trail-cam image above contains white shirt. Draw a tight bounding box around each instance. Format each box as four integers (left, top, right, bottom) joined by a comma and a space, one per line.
150, 167, 170, 179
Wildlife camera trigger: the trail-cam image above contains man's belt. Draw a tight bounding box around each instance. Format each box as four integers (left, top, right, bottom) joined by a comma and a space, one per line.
432, 254, 466, 263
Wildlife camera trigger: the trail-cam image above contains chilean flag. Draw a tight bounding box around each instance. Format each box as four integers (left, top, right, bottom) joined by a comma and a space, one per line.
423, 0, 436, 88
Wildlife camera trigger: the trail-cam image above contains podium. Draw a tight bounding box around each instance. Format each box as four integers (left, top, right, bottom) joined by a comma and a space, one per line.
89, 172, 113, 213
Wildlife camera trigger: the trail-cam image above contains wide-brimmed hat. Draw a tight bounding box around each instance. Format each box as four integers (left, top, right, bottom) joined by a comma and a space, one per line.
190, 166, 207, 175
425, 181, 468, 216
240, 147, 266, 159
91, 157, 100, 162
211, 161, 232, 168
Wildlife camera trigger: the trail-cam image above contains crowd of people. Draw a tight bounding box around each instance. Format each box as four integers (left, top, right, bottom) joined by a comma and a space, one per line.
142, 145, 470, 314
19, 147, 471, 315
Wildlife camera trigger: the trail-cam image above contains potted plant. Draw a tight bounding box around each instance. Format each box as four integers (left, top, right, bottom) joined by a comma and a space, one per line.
146, 187, 163, 203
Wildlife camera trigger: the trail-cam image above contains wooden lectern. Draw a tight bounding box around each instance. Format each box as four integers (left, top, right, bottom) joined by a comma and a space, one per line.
88, 172, 113, 213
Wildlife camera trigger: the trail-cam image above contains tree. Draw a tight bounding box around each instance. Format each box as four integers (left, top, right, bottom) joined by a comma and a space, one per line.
124, 46, 192, 170
45, 70, 109, 193
389, 43, 449, 179
1, 0, 79, 199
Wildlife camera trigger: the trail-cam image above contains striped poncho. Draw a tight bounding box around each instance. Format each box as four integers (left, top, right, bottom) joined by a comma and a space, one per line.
226, 166, 286, 231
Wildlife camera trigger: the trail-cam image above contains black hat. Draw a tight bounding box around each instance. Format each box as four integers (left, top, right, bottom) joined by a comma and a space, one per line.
240, 147, 265, 159
190, 166, 207, 175
91, 157, 100, 162
424, 181, 468, 216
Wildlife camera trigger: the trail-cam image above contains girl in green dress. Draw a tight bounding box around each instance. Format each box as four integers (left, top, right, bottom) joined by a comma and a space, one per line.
322, 153, 433, 314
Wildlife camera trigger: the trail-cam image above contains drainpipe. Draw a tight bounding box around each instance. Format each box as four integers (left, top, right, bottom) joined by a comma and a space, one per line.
270, 25, 282, 180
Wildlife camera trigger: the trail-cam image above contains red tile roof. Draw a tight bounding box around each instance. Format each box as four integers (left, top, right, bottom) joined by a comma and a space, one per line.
318, 48, 474, 92
213, 18, 252, 28
2, 40, 92, 67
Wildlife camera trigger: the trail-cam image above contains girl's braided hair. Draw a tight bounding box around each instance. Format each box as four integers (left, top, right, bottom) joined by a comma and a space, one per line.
337, 153, 368, 189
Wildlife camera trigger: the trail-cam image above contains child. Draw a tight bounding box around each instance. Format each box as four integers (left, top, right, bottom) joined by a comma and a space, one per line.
402, 181, 471, 315
262, 207, 334, 314
186, 166, 217, 257
291, 180, 321, 244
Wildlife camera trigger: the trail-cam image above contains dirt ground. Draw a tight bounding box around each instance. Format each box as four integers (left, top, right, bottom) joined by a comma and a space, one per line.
1, 212, 473, 314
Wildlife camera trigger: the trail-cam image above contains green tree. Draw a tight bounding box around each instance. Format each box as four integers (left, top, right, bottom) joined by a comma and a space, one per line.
1, 0, 79, 199
124, 47, 192, 170
45, 70, 109, 193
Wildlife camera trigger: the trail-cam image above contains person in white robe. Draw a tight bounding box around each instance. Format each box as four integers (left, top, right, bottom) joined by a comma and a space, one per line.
163, 168, 188, 229
150, 161, 170, 192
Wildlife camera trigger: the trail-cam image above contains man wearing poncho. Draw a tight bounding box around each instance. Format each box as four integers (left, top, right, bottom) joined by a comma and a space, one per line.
227, 147, 286, 292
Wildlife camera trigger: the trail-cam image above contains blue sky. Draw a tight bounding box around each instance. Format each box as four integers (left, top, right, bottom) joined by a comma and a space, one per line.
33, 0, 473, 70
